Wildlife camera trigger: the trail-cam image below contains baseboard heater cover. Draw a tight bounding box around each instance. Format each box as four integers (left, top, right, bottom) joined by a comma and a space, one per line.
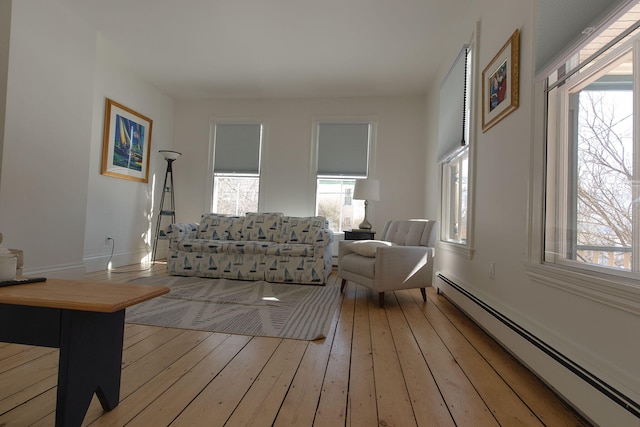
436, 273, 640, 419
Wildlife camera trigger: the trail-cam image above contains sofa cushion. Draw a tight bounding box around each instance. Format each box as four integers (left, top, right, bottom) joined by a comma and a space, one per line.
242, 212, 283, 241
227, 216, 245, 240
347, 240, 396, 257
266, 243, 314, 257
175, 239, 226, 253
218, 241, 273, 255
279, 216, 327, 244
197, 214, 235, 240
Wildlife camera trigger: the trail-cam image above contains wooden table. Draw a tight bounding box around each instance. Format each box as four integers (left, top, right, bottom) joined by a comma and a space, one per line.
0, 278, 169, 426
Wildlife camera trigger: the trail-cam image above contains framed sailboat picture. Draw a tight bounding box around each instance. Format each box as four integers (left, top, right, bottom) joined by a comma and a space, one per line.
101, 98, 153, 183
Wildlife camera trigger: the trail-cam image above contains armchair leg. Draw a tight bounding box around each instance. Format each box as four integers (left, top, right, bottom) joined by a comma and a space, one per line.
340, 279, 347, 293
420, 288, 427, 302
379, 292, 385, 308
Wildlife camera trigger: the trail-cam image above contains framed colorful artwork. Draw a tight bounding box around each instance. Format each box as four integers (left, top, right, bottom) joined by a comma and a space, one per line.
482, 29, 520, 132
101, 98, 153, 182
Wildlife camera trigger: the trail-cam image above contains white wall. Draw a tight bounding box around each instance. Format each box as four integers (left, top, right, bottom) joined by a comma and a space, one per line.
0, 0, 10, 187
83, 35, 174, 272
0, 0, 95, 276
0, 1, 174, 275
172, 96, 427, 229
427, 0, 640, 425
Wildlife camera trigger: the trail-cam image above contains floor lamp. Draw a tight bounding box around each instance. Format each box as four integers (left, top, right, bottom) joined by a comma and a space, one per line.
353, 178, 380, 230
152, 150, 181, 263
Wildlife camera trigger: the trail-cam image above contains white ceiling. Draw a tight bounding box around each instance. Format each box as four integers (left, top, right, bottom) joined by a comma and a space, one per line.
56, 0, 464, 99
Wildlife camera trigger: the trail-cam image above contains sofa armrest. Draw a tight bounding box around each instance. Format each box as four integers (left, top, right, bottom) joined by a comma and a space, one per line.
165, 223, 199, 242
313, 229, 334, 246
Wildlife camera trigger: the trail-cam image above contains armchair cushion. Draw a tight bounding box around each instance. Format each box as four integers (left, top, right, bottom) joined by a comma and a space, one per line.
347, 240, 396, 257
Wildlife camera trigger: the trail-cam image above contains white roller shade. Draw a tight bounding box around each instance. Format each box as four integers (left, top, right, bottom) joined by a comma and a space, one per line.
317, 123, 370, 177
437, 46, 469, 163
214, 124, 261, 174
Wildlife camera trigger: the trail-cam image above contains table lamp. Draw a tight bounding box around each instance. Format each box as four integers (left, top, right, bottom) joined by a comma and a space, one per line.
353, 178, 379, 230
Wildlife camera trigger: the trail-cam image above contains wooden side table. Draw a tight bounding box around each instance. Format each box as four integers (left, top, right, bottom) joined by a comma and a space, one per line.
344, 229, 376, 240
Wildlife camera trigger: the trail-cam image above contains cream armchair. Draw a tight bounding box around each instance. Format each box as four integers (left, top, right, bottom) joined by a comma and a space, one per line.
338, 219, 437, 307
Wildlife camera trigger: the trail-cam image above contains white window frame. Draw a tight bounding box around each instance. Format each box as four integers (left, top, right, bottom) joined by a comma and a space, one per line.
527, 4, 640, 314
441, 148, 469, 245
206, 120, 265, 214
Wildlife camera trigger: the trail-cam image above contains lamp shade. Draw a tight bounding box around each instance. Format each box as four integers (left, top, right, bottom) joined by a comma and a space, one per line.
159, 150, 181, 161
353, 179, 380, 201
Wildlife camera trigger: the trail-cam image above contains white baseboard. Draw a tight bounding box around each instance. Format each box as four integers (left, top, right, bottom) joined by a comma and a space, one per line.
84, 248, 154, 273
23, 262, 86, 279
435, 271, 640, 427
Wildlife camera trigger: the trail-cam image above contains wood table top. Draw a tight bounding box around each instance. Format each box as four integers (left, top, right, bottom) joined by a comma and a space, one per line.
0, 278, 169, 313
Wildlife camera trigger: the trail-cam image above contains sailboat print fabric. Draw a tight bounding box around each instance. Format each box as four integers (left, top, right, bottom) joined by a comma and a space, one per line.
166, 213, 333, 285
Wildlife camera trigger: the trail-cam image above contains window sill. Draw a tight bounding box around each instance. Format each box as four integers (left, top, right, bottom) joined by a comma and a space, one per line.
437, 241, 474, 260
524, 262, 640, 315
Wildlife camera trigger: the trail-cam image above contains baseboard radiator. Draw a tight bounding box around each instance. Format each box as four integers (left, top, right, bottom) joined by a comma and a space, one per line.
436, 273, 640, 419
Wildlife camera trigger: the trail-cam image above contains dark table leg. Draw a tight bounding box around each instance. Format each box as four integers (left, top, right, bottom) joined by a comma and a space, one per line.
55, 309, 125, 427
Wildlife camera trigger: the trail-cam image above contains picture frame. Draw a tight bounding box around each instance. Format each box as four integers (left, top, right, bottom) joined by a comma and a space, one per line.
482, 29, 520, 132
101, 98, 153, 183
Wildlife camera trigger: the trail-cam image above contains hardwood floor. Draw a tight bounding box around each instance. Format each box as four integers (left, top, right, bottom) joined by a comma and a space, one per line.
0, 264, 589, 426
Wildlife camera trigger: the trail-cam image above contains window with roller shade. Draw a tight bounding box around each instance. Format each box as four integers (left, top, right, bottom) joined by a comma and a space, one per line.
315, 122, 373, 232
212, 123, 262, 215
439, 42, 473, 247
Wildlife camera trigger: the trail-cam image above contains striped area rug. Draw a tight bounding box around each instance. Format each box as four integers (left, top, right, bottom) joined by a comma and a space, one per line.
125, 276, 341, 341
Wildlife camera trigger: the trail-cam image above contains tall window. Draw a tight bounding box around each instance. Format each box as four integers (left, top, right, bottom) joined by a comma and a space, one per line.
442, 149, 469, 243
439, 44, 473, 245
544, 4, 640, 277
212, 123, 262, 215
315, 122, 372, 232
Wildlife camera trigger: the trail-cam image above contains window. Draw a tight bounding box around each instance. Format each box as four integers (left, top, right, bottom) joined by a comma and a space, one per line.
439, 43, 473, 248
212, 123, 262, 215
442, 149, 469, 243
544, 5, 640, 279
315, 122, 373, 232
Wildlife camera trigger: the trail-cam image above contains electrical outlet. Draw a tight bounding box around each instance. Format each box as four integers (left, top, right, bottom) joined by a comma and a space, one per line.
489, 262, 495, 279
105, 236, 113, 245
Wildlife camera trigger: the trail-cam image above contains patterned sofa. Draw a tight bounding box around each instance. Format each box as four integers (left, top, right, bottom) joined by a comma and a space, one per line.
165, 212, 334, 285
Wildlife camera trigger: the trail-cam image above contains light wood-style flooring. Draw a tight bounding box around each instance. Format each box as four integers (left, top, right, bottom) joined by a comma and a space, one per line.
0, 264, 589, 426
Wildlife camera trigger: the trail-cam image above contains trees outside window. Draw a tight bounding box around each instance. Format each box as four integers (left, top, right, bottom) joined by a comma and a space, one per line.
573, 87, 633, 270
213, 175, 259, 216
